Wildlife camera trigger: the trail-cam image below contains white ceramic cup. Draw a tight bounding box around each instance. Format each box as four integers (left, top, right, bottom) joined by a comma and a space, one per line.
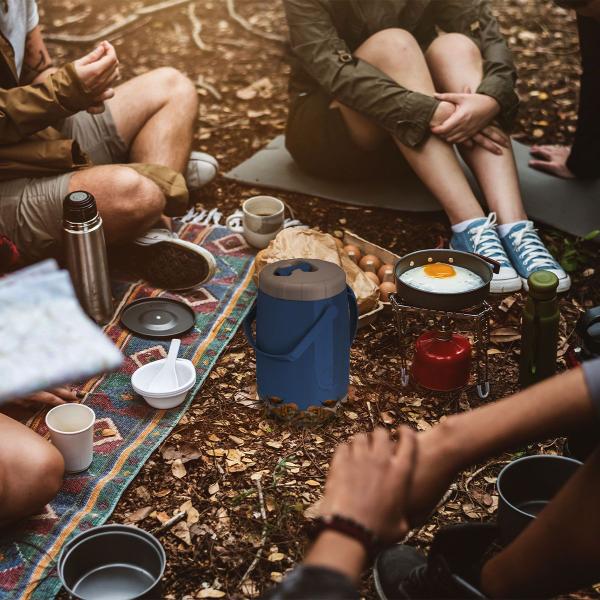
226, 196, 285, 249
45, 404, 96, 473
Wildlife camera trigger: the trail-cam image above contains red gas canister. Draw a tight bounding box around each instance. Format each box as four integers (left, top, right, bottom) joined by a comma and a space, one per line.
411, 327, 471, 391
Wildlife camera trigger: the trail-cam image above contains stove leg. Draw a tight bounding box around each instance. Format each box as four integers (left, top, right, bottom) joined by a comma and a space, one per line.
477, 381, 490, 399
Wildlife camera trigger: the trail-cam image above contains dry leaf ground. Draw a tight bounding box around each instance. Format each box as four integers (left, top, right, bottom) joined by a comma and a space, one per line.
39, 0, 600, 598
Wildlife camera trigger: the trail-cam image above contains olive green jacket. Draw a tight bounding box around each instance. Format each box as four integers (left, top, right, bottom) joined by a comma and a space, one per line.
284, 0, 519, 147
0, 33, 188, 215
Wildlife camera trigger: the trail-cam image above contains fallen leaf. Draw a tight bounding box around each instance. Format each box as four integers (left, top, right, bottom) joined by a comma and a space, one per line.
305, 480, 320, 487
154, 489, 171, 498
124, 506, 153, 523
268, 552, 285, 562
345, 411, 358, 420
270, 572, 283, 583
101, 428, 116, 437
172, 520, 191, 545
228, 435, 245, 446
172, 459, 187, 479
490, 327, 521, 343
266, 441, 282, 449
197, 590, 225, 599
208, 482, 220, 495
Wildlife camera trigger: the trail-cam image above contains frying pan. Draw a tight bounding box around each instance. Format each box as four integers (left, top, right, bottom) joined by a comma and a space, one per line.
394, 249, 500, 311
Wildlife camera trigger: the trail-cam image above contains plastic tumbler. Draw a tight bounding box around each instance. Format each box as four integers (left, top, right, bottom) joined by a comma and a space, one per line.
46, 404, 96, 473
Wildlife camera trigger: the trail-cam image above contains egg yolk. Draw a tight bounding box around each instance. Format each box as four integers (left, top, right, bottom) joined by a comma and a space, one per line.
423, 263, 456, 278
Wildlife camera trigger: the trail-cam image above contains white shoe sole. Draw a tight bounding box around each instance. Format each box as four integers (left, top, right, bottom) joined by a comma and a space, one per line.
448, 244, 522, 294
139, 238, 217, 290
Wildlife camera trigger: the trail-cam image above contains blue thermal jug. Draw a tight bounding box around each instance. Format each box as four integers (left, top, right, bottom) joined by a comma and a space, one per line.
244, 259, 358, 411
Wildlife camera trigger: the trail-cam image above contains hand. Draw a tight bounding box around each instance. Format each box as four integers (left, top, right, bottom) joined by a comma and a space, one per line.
73, 41, 119, 114
528, 145, 575, 179
461, 125, 511, 156
431, 92, 500, 144
430, 100, 456, 128
405, 421, 463, 527
319, 426, 417, 543
12, 387, 80, 409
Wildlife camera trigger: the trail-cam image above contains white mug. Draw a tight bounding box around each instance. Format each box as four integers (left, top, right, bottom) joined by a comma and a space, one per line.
45, 404, 95, 473
226, 196, 285, 249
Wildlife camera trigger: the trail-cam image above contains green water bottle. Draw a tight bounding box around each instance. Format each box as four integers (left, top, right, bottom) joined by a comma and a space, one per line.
519, 271, 560, 387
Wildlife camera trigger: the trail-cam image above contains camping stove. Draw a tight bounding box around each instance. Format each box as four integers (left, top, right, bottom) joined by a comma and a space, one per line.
390, 295, 492, 399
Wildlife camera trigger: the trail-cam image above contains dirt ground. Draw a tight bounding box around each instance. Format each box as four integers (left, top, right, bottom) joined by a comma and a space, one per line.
40, 0, 600, 598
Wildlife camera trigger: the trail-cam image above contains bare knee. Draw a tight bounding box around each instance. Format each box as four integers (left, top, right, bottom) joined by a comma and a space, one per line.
356, 28, 421, 68
427, 33, 481, 65
151, 67, 197, 110
34, 443, 65, 507
111, 167, 165, 225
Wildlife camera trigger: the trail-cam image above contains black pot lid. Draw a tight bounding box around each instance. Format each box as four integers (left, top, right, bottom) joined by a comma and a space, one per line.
120, 298, 195, 339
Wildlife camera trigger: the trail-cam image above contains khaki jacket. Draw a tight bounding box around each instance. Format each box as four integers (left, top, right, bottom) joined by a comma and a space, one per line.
284, 0, 519, 147
0, 33, 188, 216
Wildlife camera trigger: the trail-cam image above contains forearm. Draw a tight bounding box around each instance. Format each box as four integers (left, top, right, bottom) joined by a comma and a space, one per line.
304, 531, 367, 585
437, 366, 595, 470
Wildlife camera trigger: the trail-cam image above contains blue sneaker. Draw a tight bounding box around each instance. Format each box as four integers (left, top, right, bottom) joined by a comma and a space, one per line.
450, 213, 522, 293
500, 221, 571, 292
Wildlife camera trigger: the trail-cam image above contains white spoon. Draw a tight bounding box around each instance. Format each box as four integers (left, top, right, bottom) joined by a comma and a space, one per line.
149, 338, 181, 393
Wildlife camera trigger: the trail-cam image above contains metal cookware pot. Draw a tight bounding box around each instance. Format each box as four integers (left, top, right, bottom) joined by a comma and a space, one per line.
58, 524, 166, 600
394, 249, 499, 311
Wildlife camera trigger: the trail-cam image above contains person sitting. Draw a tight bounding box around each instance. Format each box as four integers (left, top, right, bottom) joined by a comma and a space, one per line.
0, 0, 217, 283
264, 357, 600, 598
283, 0, 570, 293
0, 388, 77, 525
529, 0, 600, 179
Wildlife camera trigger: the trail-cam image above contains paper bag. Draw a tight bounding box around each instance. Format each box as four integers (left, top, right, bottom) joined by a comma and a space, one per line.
255, 228, 380, 314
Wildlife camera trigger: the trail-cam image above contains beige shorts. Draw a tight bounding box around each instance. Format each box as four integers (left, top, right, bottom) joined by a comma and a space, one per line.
0, 107, 127, 261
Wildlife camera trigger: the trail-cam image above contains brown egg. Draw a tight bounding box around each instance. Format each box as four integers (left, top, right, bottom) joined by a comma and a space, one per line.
379, 281, 396, 302
359, 254, 382, 273
343, 244, 362, 264
378, 263, 395, 283
365, 271, 380, 285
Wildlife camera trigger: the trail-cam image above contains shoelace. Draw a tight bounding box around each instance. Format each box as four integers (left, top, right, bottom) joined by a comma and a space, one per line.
510, 222, 558, 271
468, 213, 509, 265
177, 207, 223, 225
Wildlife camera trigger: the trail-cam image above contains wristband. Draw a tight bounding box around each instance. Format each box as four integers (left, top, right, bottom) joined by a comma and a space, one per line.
308, 514, 386, 562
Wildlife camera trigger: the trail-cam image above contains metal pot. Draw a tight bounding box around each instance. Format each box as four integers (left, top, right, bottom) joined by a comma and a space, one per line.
394, 249, 499, 311
58, 524, 166, 600
496, 455, 582, 545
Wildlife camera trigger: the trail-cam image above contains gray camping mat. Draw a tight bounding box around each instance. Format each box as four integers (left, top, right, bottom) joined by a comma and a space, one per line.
225, 135, 600, 238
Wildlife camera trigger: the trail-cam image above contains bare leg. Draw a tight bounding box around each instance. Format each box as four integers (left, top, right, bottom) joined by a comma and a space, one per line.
481, 445, 600, 597
107, 67, 198, 173
0, 413, 64, 525
425, 34, 526, 224
335, 28, 484, 225
68, 165, 166, 243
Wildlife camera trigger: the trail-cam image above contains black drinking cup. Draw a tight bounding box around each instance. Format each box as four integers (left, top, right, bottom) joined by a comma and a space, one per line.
496, 455, 582, 545
58, 524, 166, 599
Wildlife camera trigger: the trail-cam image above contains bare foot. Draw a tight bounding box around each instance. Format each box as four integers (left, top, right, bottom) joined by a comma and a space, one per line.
529, 145, 576, 179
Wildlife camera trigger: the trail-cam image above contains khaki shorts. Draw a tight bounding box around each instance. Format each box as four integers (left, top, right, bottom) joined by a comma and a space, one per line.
0, 107, 127, 261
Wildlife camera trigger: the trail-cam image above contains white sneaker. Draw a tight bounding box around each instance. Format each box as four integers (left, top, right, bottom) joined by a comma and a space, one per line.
185, 151, 219, 191
132, 228, 216, 290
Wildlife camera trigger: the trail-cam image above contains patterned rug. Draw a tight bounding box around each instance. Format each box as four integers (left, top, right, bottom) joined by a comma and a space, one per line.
0, 224, 256, 599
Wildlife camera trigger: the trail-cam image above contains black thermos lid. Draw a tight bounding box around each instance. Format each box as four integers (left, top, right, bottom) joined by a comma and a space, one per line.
63, 190, 98, 223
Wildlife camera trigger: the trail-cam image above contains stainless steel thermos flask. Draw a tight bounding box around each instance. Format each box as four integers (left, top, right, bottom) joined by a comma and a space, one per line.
63, 191, 113, 325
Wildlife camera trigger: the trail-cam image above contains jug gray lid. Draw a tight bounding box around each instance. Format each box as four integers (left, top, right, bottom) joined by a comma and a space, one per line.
259, 259, 346, 301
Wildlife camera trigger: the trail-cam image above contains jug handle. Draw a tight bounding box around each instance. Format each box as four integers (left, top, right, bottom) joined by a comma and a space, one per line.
244, 303, 339, 362
347, 286, 358, 343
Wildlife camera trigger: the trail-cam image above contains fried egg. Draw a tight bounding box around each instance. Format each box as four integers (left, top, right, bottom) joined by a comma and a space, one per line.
399, 262, 483, 293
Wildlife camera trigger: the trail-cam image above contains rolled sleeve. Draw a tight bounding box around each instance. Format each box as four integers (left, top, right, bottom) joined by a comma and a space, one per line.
582, 358, 600, 422
284, 0, 439, 147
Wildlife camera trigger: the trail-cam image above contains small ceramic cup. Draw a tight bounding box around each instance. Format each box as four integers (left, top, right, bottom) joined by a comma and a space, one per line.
45, 404, 96, 473
226, 196, 285, 249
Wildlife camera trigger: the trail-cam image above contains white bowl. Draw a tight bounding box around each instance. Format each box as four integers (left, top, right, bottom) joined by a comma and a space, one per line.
131, 358, 197, 409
